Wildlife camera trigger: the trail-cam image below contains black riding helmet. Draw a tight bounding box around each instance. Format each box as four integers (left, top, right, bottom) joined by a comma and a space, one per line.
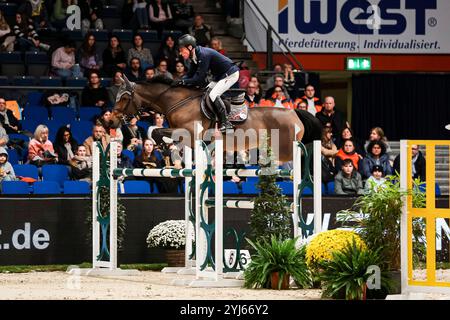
178, 34, 197, 49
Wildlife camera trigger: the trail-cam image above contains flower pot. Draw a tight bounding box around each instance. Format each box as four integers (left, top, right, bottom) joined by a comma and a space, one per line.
270, 272, 290, 290
165, 249, 185, 267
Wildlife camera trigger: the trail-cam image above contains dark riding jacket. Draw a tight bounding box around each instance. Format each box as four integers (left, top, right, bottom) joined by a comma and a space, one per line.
182, 46, 239, 87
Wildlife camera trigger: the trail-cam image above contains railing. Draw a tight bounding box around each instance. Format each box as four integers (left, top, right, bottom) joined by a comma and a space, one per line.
242, 0, 305, 73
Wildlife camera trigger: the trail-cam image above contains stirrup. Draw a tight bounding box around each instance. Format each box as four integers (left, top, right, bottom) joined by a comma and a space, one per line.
219, 121, 234, 133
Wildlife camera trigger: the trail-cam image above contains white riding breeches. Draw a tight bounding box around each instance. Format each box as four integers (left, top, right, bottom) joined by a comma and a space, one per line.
208, 71, 240, 102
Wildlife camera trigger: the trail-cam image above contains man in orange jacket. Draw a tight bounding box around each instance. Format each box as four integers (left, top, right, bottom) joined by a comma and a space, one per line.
294, 84, 322, 115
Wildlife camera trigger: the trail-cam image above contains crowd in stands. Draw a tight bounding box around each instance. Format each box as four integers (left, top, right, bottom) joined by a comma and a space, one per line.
0, 1, 430, 195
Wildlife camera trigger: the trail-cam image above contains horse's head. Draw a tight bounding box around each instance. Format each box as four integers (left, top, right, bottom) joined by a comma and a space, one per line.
110, 74, 139, 128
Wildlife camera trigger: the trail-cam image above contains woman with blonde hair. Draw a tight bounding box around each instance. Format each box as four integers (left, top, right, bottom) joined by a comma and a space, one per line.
210, 36, 226, 56
28, 124, 58, 167
364, 126, 393, 160
0, 10, 15, 51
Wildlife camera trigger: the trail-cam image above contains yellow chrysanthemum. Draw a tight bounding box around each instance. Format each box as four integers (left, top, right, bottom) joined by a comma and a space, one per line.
305, 230, 366, 270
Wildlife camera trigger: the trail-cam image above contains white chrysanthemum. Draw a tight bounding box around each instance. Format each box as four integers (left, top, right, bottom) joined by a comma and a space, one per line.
146, 220, 192, 249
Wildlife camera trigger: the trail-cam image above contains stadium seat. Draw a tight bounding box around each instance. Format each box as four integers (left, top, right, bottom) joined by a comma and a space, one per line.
43, 120, 67, 142
63, 181, 91, 194
25, 52, 50, 76
100, 77, 112, 87
66, 77, 87, 87
27, 92, 44, 106
137, 121, 150, 133
8, 133, 30, 143
277, 181, 293, 195
13, 164, 39, 180
241, 181, 258, 194
0, 2, 18, 16
6, 148, 19, 165
70, 120, 93, 144
1, 181, 30, 195
20, 119, 39, 133
90, 29, 109, 41
223, 181, 240, 194
162, 30, 182, 40
138, 30, 158, 42
33, 181, 61, 194
41, 164, 69, 188
112, 29, 133, 42
13, 76, 36, 86
22, 106, 49, 122
326, 181, 335, 195
39, 76, 62, 87
79, 107, 102, 121
123, 180, 151, 194
0, 76, 9, 86
151, 182, 160, 194
50, 107, 77, 123
121, 149, 135, 163
62, 28, 84, 41
102, 5, 119, 17
302, 186, 313, 195
0, 52, 24, 76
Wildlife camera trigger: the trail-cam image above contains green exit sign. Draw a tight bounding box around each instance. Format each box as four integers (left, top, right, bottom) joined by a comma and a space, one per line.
346, 57, 372, 71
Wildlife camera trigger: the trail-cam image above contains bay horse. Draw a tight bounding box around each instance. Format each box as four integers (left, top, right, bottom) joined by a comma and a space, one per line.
110, 76, 322, 162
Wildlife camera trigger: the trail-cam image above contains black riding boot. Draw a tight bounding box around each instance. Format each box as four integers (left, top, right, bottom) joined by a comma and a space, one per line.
213, 97, 234, 132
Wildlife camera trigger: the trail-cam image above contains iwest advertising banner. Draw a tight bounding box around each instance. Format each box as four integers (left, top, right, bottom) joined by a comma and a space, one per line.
245, 0, 449, 53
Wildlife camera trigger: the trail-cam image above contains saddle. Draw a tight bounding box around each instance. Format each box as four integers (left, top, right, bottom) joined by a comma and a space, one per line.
200, 88, 248, 123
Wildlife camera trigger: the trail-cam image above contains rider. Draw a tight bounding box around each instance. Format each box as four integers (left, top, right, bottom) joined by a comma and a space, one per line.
176, 34, 240, 132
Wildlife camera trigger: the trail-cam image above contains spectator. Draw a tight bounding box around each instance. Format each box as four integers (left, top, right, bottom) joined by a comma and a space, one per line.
116, 140, 134, 169
53, 125, 78, 166
265, 64, 283, 89
147, 112, 165, 140
361, 140, 392, 180
51, 0, 76, 31
122, 116, 146, 155
334, 159, 364, 195
296, 100, 307, 111
97, 109, 124, 142
125, 57, 145, 81
258, 86, 293, 109
154, 59, 173, 79
293, 84, 322, 116
244, 82, 261, 108
69, 145, 92, 183
83, 124, 110, 156
188, 14, 213, 47
316, 96, 346, 139
81, 71, 109, 109
102, 35, 127, 77
0, 123, 8, 147
13, 12, 50, 53
122, 0, 135, 29
19, 0, 51, 30
28, 124, 58, 166
365, 164, 386, 193
133, 138, 163, 169
0, 97, 21, 134
77, 32, 103, 77
282, 63, 296, 98
132, 0, 149, 29
321, 126, 337, 183
335, 139, 363, 172
51, 40, 82, 78
264, 74, 290, 100
364, 126, 393, 158
144, 66, 155, 80
173, 0, 195, 33
335, 126, 366, 157
0, 10, 15, 52
128, 33, 154, 70
79, 0, 104, 35
173, 61, 186, 80
156, 35, 180, 72
210, 37, 226, 56
0, 147, 16, 188
393, 144, 426, 181
149, 0, 173, 38
249, 75, 263, 96
107, 70, 124, 106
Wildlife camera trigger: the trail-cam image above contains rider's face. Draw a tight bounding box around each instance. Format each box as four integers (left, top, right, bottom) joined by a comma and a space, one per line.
179, 47, 190, 60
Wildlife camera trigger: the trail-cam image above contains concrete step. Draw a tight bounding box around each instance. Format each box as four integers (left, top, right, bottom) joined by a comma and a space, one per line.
227, 51, 253, 59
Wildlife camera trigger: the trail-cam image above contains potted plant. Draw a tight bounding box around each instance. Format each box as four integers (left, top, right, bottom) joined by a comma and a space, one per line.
243, 235, 312, 290
146, 220, 187, 267
318, 239, 393, 300
338, 175, 426, 294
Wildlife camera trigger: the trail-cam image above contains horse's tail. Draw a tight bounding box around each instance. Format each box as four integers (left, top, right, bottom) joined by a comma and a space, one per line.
294, 109, 323, 145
